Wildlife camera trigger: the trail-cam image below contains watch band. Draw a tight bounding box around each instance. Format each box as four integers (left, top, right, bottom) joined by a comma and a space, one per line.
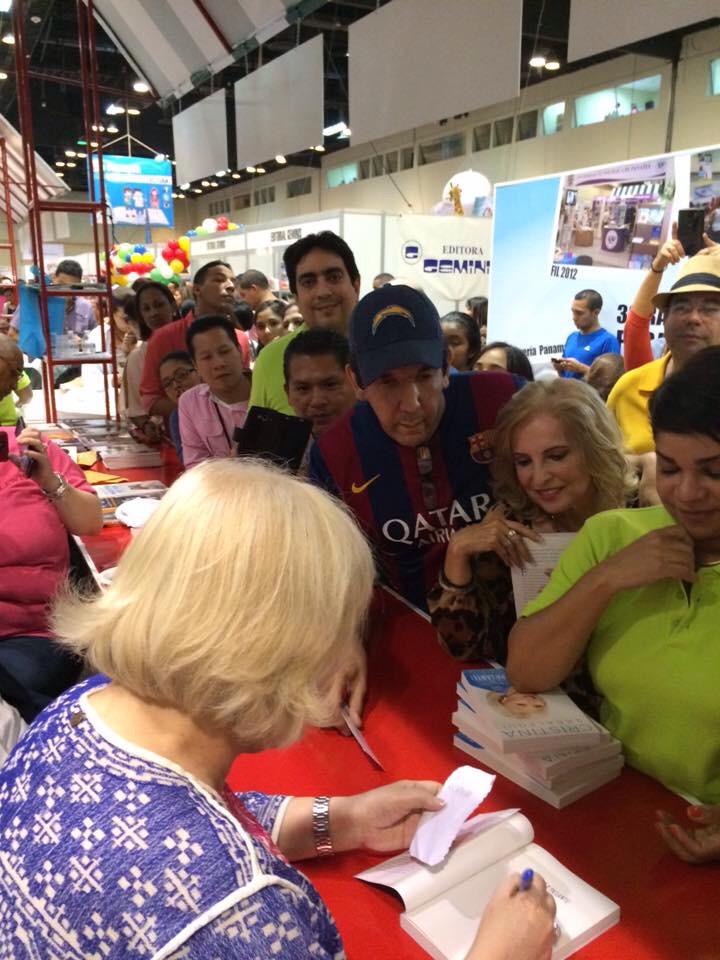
312, 796, 333, 856
44, 472, 69, 502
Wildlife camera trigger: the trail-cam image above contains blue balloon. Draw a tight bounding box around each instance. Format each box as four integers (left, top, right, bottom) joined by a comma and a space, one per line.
133, 243, 146, 253
186, 229, 196, 236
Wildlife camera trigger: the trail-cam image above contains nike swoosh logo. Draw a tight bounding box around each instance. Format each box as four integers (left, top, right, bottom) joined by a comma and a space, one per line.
351, 474, 381, 494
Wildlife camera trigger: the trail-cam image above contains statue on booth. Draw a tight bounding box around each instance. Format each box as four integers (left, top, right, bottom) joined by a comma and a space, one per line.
448, 182, 464, 216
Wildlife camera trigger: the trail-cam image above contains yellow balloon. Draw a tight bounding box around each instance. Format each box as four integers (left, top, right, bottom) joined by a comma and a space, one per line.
178, 236, 190, 253
169, 258, 185, 274
227, 222, 238, 230
142, 251, 155, 263
130, 252, 142, 263
112, 274, 128, 286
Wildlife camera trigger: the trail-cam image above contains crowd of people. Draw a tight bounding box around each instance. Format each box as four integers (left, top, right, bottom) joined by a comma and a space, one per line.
1, 225, 720, 956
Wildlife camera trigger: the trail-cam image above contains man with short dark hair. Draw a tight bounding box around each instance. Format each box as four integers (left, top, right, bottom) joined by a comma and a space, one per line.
249, 231, 360, 414
235, 269, 273, 311
309, 284, 521, 610
140, 260, 238, 416
372, 272, 394, 289
283, 329, 355, 438
555, 288, 619, 379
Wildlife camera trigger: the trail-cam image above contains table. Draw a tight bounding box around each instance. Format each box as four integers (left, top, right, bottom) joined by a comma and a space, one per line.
228, 591, 718, 960
77, 520, 717, 960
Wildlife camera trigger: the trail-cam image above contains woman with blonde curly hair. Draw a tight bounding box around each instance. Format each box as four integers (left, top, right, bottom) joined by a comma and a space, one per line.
428, 378, 635, 671
0, 458, 557, 958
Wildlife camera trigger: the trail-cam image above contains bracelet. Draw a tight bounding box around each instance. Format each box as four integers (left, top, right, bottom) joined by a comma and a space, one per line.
312, 796, 333, 857
43, 472, 69, 502
650, 263, 665, 274
438, 569, 475, 593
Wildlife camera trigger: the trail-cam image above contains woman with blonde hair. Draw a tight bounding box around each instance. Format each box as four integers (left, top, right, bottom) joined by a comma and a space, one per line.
0, 458, 556, 958
429, 378, 635, 669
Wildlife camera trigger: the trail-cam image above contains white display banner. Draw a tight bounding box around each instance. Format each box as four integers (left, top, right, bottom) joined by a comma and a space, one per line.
173, 89, 228, 186
486, 145, 720, 363
568, 0, 719, 62
349, 0, 521, 145
385, 214, 492, 308
235, 36, 324, 170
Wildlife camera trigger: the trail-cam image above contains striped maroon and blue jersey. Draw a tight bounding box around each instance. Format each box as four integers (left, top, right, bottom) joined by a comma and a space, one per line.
309, 371, 522, 610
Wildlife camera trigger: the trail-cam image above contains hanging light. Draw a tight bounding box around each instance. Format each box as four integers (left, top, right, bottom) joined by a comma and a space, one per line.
106, 124, 119, 134
201, 180, 210, 186
66, 161, 77, 168
209, 181, 218, 187
0, 72, 7, 81
2, 34, 15, 45
545, 58, 561, 71
528, 55, 546, 68
231, 172, 241, 179
192, 188, 202, 193
275, 155, 287, 164
133, 80, 150, 93
255, 166, 266, 174
127, 107, 140, 116
180, 181, 190, 190
65, 149, 76, 157
55, 161, 66, 167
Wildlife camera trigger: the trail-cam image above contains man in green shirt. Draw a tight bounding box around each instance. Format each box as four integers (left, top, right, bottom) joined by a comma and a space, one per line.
249, 232, 360, 414
508, 345, 720, 832
0, 369, 32, 425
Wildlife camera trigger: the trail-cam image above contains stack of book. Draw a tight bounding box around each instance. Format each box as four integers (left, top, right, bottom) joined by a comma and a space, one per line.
97, 480, 168, 523
453, 667, 623, 808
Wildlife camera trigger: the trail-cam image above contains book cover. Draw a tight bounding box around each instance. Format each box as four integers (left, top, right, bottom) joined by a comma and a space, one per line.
98, 480, 167, 523
458, 668, 604, 755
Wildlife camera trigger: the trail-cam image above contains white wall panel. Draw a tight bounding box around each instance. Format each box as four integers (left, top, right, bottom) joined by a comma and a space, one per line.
349, 0, 521, 145
173, 89, 229, 185
234, 36, 324, 170
568, 0, 719, 61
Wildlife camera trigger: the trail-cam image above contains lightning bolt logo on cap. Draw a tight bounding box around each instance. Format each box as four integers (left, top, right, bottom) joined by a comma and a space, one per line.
371, 304, 416, 335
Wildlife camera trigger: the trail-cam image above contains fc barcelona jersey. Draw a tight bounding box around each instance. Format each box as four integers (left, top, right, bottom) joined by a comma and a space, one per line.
309, 371, 522, 610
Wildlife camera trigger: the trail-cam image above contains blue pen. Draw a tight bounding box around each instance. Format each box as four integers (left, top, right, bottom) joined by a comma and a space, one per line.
518, 868, 534, 891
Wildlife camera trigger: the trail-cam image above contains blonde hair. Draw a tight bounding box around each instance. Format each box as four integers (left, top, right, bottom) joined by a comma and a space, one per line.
492, 378, 636, 520
52, 459, 374, 750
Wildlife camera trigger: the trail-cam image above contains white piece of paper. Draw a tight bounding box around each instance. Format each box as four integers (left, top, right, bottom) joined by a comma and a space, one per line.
510, 532, 575, 617
341, 706, 384, 769
410, 765, 495, 866
115, 497, 163, 528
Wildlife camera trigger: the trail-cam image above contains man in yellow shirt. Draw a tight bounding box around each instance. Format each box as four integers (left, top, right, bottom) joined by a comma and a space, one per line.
608, 253, 720, 453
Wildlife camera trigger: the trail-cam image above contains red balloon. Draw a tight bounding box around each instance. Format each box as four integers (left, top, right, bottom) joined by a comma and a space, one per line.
161, 247, 173, 261
119, 263, 133, 275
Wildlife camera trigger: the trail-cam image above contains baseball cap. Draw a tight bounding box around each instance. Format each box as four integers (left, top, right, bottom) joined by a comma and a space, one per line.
349, 284, 444, 386
652, 254, 720, 310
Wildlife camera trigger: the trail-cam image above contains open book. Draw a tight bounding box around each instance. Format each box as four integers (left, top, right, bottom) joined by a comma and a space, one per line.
357, 812, 619, 960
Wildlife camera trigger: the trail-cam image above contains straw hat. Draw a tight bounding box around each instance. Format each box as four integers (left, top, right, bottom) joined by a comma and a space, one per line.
653, 254, 720, 310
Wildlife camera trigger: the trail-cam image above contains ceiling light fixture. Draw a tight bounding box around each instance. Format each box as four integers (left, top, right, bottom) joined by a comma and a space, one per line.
155, 153, 166, 162
313, 144, 325, 152
255, 166, 266, 174
177, 194, 185, 199
209, 181, 218, 186
528, 55, 546, 67
66, 161, 76, 168
90, 141, 99, 148
171, 192, 178, 199
55, 161, 66, 167
231, 172, 241, 179
201, 179, 210, 186
2, 34, 15, 45
0, 72, 7, 81
192, 188, 202, 193
76, 151, 87, 158
65, 149, 76, 157
106, 124, 119, 134
246, 166, 256, 173
215, 169, 226, 177
180, 181, 190, 190
133, 80, 150, 93
127, 107, 140, 116
544, 59, 561, 70
275, 155, 287, 164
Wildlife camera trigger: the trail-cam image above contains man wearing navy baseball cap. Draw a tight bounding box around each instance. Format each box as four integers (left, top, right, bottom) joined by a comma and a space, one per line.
309, 284, 524, 616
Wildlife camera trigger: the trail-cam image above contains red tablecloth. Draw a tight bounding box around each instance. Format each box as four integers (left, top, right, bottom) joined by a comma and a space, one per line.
228, 591, 718, 960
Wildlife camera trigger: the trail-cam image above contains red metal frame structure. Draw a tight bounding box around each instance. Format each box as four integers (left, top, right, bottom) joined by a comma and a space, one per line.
12, 0, 118, 423
0, 139, 19, 295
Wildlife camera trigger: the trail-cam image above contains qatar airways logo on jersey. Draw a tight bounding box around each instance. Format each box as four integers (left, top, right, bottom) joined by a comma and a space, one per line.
381, 493, 491, 546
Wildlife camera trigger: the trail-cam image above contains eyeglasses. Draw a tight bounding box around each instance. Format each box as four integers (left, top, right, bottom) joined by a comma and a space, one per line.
160, 367, 195, 390
416, 445, 437, 511
668, 298, 720, 319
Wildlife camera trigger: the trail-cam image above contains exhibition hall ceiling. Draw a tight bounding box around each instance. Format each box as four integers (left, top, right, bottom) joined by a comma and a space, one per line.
0, 0, 716, 197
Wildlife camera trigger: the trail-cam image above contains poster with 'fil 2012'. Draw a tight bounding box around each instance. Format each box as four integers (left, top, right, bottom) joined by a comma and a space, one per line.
92, 154, 174, 228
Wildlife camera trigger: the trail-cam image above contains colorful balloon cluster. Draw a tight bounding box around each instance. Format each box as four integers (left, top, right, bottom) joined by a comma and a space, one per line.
185, 215, 240, 238
160, 236, 190, 277
109, 238, 189, 288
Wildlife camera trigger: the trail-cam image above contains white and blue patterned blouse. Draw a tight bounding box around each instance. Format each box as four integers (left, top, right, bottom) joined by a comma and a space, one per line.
0, 676, 345, 959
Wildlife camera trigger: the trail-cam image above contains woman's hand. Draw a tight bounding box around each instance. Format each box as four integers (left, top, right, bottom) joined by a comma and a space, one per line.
655, 805, 720, 863
466, 872, 556, 960
597, 525, 695, 592
444, 506, 541, 585
11, 427, 59, 493
332, 780, 444, 853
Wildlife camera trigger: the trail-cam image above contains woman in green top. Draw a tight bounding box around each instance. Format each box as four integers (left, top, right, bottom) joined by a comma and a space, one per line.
509, 344, 720, 862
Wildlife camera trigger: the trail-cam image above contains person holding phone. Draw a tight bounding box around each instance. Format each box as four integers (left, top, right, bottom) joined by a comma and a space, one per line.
0, 336, 102, 722
608, 240, 720, 455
